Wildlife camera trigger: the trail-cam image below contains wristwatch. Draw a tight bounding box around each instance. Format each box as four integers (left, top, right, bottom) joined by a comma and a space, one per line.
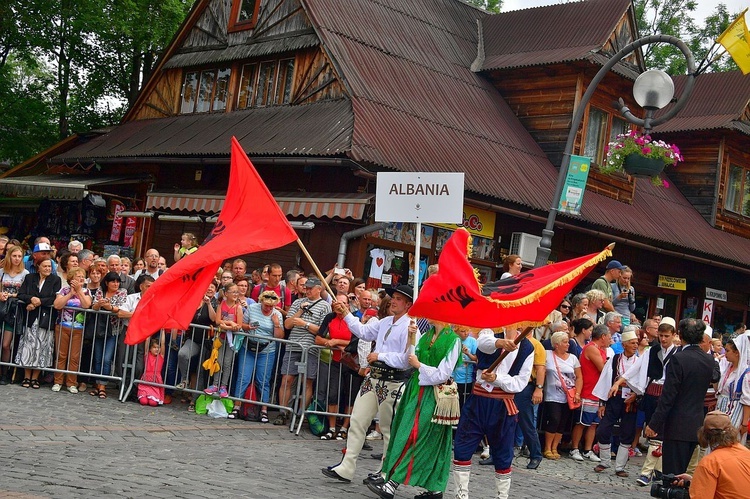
535, 384, 544, 390
304, 322, 310, 330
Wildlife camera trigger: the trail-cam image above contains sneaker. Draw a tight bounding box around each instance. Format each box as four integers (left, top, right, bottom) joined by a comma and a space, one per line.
582, 450, 601, 463
636, 475, 651, 486
366, 430, 383, 440
480, 445, 490, 459
51, 384, 62, 392
175, 380, 187, 390
273, 412, 288, 426
218, 386, 229, 398
570, 449, 584, 462
68, 385, 78, 394
204, 385, 219, 395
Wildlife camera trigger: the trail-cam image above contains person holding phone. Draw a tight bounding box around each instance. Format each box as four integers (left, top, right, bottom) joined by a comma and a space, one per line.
611, 266, 636, 328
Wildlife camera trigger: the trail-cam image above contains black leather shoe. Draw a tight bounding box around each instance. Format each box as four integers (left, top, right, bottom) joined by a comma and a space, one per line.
415, 492, 443, 499
478, 456, 493, 465
367, 481, 394, 499
321, 466, 351, 483
363, 442, 373, 451
527, 458, 542, 470
364, 473, 385, 485
371, 452, 383, 460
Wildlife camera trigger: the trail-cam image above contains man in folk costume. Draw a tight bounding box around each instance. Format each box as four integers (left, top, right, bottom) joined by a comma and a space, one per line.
322, 285, 417, 485
367, 321, 462, 499
451, 326, 534, 499
591, 327, 640, 476
609, 317, 677, 486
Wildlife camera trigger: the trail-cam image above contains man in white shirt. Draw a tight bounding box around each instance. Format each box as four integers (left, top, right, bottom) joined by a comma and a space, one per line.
133, 249, 162, 280
322, 285, 415, 485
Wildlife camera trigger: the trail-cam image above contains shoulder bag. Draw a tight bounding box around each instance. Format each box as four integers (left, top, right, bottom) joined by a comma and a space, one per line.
553, 353, 581, 410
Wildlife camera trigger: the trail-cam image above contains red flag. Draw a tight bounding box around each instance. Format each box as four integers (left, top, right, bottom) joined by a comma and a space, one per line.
125, 137, 298, 345
410, 228, 611, 328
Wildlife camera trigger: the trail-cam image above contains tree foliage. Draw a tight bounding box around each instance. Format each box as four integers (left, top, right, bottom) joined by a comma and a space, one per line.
467, 0, 502, 13
0, 0, 191, 166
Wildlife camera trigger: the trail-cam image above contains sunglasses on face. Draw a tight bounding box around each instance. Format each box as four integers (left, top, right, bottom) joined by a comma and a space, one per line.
560, 304, 570, 309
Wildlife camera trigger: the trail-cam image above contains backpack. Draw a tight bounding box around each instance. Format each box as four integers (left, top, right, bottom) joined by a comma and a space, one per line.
239, 383, 260, 421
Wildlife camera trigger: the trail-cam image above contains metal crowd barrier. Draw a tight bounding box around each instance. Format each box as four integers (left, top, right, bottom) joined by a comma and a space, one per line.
125, 325, 307, 430
0, 303, 131, 401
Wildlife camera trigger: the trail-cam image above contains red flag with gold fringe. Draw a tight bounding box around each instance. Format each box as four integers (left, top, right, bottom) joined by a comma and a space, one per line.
125, 137, 298, 345
410, 228, 611, 328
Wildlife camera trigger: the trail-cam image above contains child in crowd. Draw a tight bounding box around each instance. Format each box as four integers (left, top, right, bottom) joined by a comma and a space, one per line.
138, 331, 165, 407
204, 283, 242, 398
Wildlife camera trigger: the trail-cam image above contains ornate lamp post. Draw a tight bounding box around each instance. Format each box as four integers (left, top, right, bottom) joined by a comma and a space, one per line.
533, 35, 696, 268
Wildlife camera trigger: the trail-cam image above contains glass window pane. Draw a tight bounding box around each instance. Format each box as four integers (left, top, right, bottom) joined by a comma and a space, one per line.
276, 58, 295, 105
743, 169, 750, 216
237, 0, 257, 22
257, 61, 276, 107
237, 64, 257, 109
584, 107, 607, 164
212, 68, 231, 111
610, 117, 628, 141
180, 71, 199, 114
725, 164, 742, 212
195, 70, 216, 113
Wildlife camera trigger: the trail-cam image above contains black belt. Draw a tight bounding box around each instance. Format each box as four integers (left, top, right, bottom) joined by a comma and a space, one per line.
369, 361, 414, 382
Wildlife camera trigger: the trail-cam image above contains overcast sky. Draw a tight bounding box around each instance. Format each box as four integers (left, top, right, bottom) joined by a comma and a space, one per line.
502, 0, 749, 24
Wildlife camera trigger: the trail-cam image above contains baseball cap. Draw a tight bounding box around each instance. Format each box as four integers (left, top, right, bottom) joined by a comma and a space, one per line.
305, 277, 322, 287
606, 260, 624, 271
33, 242, 52, 253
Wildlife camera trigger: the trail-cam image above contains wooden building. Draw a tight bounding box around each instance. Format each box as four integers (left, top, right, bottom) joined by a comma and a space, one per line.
1, 0, 749, 332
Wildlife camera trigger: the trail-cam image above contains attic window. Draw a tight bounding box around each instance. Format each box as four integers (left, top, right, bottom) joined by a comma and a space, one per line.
583, 107, 628, 166
228, 0, 260, 32
180, 68, 231, 114
725, 164, 750, 217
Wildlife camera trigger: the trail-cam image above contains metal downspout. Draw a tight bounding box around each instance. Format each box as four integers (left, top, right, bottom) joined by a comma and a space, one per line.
338, 222, 388, 268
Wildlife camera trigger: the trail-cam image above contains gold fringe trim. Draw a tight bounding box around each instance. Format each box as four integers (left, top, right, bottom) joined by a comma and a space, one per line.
483, 246, 613, 309
432, 383, 461, 425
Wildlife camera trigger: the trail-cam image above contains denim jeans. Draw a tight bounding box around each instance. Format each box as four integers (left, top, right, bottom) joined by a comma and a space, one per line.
233, 346, 275, 404
514, 382, 542, 460
93, 334, 117, 386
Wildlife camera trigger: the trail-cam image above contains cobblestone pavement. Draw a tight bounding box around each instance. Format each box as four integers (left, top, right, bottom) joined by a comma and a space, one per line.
1, 381, 651, 498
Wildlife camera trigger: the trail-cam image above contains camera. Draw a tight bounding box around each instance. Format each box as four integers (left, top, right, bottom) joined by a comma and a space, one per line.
251, 321, 260, 327
650, 474, 689, 499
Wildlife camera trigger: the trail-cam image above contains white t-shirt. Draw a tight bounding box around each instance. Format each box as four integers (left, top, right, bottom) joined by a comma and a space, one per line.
545, 351, 580, 404
369, 248, 385, 279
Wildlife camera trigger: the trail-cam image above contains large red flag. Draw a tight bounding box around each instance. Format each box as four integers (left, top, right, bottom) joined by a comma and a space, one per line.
125, 137, 298, 345
410, 228, 612, 328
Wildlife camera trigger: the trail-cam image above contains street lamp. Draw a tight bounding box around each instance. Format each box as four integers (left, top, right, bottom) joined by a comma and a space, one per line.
533, 35, 696, 268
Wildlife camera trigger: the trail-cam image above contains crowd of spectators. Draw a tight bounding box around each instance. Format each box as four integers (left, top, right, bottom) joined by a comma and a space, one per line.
2, 235, 750, 496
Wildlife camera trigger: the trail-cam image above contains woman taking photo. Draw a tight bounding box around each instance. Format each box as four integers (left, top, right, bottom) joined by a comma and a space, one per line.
0, 245, 29, 384
543, 331, 582, 459
90, 271, 127, 399
16, 258, 61, 388
52, 267, 92, 393
231, 289, 284, 422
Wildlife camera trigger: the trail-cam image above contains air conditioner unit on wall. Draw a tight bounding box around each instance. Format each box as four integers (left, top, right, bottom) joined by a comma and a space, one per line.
509, 232, 542, 267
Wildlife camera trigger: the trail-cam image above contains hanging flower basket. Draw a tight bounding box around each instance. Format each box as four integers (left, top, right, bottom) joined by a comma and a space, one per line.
602, 131, 683, 187
622, 154, 667, 178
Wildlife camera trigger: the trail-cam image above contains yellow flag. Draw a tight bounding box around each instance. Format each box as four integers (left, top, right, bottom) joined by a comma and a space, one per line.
717, 8, 750, 74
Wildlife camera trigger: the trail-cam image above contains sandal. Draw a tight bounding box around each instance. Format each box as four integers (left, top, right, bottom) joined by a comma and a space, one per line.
90, 386, 100, 396
227, 408, 240, 420
98, 389, 107, 399
30, 379, 40, 389
320, 431, 335, 440
21, 378, 31, 388
175, 381, 187, 390
260, 411, 269, 423
336, 429, 348, 440
188, 403, 195, 412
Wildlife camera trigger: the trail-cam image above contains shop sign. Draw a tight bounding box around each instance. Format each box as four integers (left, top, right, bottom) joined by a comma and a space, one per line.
657, 275, 686, 291
705, 287, 727, 302
702, 299, 714, 325
375, 172, 464, 223
432, 205, 496, 239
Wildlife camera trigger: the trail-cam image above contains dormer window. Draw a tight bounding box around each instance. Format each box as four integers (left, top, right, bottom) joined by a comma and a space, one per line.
180, 68, 231, 114
228, 0, 260, 32
725, 164, 750, 217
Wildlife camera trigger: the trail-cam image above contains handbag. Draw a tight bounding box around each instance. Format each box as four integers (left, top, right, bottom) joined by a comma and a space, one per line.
0, 296, 18, 327
432, 378, 460, 425
553, 353, 581, 410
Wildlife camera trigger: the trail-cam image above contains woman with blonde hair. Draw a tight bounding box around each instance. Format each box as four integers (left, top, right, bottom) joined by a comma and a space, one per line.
585, 289, 607, 324
0, 245, 29, 383
52, 267, 92, 393
543, 330, 582, 459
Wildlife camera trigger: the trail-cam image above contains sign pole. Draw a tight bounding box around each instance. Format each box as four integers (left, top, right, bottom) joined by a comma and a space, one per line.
413, 222, 421, 301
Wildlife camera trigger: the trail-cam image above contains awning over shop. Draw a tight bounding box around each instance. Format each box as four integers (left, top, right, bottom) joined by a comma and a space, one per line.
146, 191, 374, 220
0, 174, 151, 200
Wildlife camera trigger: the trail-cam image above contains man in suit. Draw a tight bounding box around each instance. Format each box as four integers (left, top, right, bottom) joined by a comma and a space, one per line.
644, 318, 715, 475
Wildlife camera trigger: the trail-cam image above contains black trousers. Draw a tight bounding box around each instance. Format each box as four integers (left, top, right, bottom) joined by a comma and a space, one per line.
662, 439, 696, 475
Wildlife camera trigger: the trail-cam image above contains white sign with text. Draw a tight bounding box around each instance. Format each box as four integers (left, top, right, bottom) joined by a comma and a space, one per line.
375, 172, 464, 223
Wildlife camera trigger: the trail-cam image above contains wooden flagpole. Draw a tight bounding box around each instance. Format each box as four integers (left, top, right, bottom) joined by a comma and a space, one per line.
484, 326, 535, 373
296, 239, 336, 298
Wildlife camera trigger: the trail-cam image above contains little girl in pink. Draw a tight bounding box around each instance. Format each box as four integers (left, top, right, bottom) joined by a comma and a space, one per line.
138, 331, 165, 407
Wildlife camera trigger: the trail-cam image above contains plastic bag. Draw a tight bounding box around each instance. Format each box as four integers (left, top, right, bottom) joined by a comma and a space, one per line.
207, 399, 229, 418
